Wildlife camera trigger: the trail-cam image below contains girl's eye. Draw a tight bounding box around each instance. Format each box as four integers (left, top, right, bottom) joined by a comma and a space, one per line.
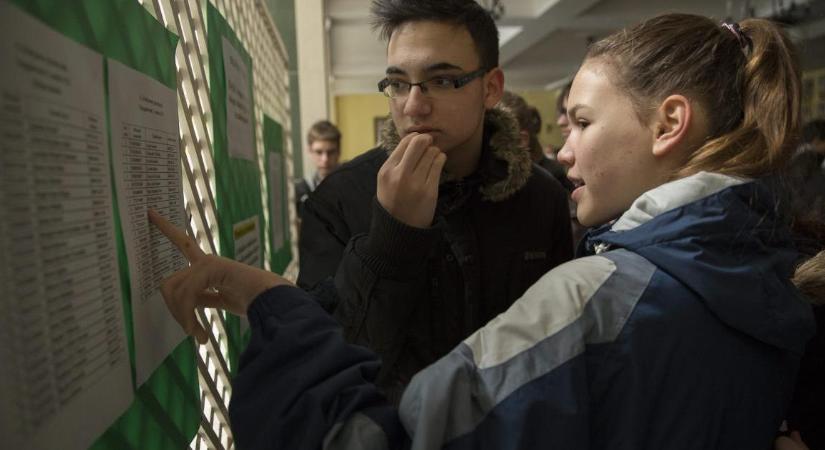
577, 120, 589, 129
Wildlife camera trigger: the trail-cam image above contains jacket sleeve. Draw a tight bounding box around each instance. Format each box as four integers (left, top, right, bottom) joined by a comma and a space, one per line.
332, 200, 438, 380
229, 285, 409, 450
296, 186, 351, 292
394, 253, 645, 450
298, 184, 438, 383
231, 256, 621, 450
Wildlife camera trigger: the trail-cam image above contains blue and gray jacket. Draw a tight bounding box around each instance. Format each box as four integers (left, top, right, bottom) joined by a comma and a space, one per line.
229, 172, 815, 450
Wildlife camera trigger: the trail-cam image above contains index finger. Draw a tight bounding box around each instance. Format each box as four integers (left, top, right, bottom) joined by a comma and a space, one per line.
148, 209, 204, 262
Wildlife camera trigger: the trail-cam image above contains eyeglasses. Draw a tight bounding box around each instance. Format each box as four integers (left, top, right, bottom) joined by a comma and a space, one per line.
377, 68, 488, 99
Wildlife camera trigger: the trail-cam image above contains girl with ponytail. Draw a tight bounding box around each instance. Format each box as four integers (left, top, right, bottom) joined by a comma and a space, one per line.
564, 14, 825, 302
149, 12, 824, 450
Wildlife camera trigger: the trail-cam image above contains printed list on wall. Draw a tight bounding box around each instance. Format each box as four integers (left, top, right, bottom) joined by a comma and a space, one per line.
108, 59, 187, 386
0, 3, 132, 450
0, 2, 193, 449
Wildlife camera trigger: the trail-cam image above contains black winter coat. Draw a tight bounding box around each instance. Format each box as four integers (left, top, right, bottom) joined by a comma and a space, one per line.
297, 110, 573, 402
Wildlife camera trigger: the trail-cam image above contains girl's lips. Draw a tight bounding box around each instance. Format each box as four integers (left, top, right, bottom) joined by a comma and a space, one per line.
571, 185, 584, 203
569, 178, 585, 202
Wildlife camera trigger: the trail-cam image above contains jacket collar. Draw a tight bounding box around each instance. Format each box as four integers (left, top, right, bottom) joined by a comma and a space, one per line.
588, 172, 815, 354
378, 108, 532, 202
578, 172, 750, 256
610, 172, 749, 232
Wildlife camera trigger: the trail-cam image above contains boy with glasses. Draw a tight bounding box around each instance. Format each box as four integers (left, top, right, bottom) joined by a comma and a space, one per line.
297, 0, 573, 403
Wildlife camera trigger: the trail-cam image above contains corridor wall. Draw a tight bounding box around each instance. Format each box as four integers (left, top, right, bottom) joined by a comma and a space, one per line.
0, 1, 297, 449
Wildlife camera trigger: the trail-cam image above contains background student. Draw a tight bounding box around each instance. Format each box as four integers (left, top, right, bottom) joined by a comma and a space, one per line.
294, 120, 342, 219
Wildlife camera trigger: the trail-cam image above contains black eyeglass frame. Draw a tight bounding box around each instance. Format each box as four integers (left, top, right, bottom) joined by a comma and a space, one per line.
377, 67, 489, 98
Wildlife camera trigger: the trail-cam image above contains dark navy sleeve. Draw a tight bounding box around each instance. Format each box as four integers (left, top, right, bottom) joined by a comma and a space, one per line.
228, 285, 408, 450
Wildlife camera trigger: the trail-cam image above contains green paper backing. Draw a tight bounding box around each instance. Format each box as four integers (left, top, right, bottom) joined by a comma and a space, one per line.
206, 1, 264, 375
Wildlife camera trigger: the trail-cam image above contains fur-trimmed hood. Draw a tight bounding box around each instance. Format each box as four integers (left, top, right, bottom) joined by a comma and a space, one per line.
377, 108, 533, 202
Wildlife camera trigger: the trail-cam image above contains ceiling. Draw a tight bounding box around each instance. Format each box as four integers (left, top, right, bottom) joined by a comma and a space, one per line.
326, 0, 825, 95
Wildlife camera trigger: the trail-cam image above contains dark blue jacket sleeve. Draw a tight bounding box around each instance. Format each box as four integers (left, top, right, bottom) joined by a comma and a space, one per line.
229, 285, 408, 450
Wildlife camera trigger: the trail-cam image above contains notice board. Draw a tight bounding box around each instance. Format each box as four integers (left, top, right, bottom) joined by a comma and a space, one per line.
0, 1, 199, 449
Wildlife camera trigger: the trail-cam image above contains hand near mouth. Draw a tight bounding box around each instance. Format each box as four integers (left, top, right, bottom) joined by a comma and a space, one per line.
377, 132, 447, 228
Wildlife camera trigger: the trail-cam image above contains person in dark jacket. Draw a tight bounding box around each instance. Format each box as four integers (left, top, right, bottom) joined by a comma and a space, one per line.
497, 90, 584, 250
497, 90, 573, 191
787, 120, 825, 224
148, 13, 825, 450
784, 120, 825, 450
554, 81, 572, 148
294, 120, 342, 219
296, 0, 572, 401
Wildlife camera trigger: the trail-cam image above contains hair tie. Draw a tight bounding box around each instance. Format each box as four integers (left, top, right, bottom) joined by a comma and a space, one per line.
721, 22, 752, 54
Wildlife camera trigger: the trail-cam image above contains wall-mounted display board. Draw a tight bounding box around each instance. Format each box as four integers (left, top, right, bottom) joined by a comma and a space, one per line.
134, 1, 297, 447
225, 114, 294, 346
206, 2, 265, 375
1, 0, 296, 448
0, 1, 199, 449
264, 115, 293, 276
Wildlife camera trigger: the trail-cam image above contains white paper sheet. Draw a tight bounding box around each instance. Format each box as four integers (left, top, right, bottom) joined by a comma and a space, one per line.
222, 36, 255, 162
108, 59, 187, 386
0, 4, 132, 450
269, 152, 286, 252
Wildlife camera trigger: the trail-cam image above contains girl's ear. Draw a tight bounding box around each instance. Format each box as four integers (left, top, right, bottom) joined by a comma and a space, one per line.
651, 94, 692, 157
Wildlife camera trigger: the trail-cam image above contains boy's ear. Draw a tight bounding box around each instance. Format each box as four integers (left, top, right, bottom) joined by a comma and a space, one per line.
483, 68, 505, 109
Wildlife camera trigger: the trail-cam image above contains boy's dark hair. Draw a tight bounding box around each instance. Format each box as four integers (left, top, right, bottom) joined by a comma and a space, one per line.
801, 119, 825, 144
307, 120, 341, 146
370, 0, 499, 70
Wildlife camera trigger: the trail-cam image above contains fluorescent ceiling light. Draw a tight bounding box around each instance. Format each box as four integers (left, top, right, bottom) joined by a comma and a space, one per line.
498, 26, 523, 46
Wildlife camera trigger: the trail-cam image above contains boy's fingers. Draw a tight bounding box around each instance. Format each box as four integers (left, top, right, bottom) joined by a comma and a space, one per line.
426, 151, 447, 185
414, 146, 440, 178
385, 132, 418, 166
398, 133, 432, 172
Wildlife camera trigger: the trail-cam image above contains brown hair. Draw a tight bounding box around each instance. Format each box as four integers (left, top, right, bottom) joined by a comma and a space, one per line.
586, 14, 800, 179
498, 91, 543, 161
793, 219, 825, 305
794, 251, 825, 305
587, 14, 823, 304
307, 120, 341, 147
